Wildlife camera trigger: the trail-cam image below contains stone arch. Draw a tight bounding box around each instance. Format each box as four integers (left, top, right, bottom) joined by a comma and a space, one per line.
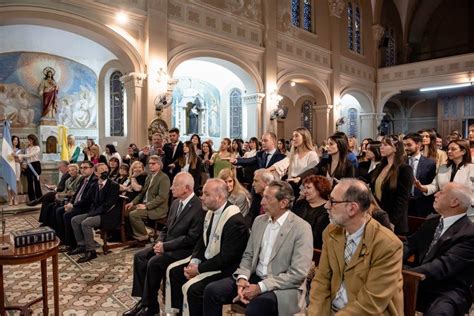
340, 87, 375, 113
0, 6, 144, 74
276, 72, 331, 105
168, 46, 264, 93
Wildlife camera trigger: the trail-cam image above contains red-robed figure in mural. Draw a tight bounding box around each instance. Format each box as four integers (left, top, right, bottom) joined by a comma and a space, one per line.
38, 66, 58, 118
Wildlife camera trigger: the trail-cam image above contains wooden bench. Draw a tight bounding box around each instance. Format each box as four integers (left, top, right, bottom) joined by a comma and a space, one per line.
312, 248, 425, 316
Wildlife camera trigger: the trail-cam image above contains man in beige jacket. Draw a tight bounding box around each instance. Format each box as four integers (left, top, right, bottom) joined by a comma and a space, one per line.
309, 179, 403, 315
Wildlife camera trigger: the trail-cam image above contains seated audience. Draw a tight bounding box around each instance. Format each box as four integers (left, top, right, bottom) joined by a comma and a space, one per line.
166, 179, 248, 316
404, 182, 474, 315
69, 163, 121, 262
108, 156, 120, 181
57, 160, 98, 252
292, 175, 330, 249
217, 168, 251, 218
126, 161, 147, 201
89, 144, 107, 165
125, 155, 170, 242
204, 181, 313, 316
403, 133, 437, 217
123, 144, 140, 166
124, 172, 204, 316
309, 179, 403, 315
116, 164, 130, 187
36, 160, 70, 214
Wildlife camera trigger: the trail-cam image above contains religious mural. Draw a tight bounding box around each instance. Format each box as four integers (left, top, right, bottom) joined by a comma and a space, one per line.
172, 78, 221, 137
0, 52, 97, 128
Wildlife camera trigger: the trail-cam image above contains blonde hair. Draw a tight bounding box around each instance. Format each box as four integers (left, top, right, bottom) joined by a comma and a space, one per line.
288, 127, 314, 176
217, 168, 251, 201
129, 160, 145, 177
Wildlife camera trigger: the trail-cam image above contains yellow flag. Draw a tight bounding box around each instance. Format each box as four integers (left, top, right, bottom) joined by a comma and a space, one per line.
59, 125, 70, 161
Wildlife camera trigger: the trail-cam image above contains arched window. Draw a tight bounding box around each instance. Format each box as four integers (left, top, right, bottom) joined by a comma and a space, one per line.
347, 1, 362, 54
384, 28, 396, 66
348, 107, 358, 137
109, 71, 124, 136
291, 0, 313, 32
229, 88, 242, 138
301, 100, 313, 134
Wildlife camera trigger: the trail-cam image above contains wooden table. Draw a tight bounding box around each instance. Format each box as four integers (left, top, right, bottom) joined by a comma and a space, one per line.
0, 236, 60, 316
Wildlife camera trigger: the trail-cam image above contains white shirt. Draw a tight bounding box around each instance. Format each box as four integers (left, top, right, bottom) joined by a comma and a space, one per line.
19, 145, 41, 163
368, 161, 380, 173
332, 222, 366, 311
264, 149, 277, 167
179, 192, 195, 211
243, 149, 257, 158
289, 150, 319, 177
440, 213, 465, 237
238, 210, 290, 293
409, 153, 421, 177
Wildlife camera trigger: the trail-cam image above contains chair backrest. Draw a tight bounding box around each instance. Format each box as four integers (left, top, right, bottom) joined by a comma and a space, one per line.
408, 216, 426, 235
402, 269, 426, 316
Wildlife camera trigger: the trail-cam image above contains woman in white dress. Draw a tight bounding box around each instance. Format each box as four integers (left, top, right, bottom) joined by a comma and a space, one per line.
8, 135, 22, 205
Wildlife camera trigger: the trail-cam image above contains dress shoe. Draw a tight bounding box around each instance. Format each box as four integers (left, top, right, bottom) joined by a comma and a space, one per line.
67, 246, 86, 256
135, 306, 159, 316
122, 300, 142, 316
77, 250, 97, 263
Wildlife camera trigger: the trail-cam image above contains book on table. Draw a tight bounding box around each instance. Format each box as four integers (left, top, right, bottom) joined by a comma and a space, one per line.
10, 226, 56, 247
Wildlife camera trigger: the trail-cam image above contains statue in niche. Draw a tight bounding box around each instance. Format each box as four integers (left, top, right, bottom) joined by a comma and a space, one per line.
46, 136, 58, 153
38, 67, 59, 120
187, 97, 202, 134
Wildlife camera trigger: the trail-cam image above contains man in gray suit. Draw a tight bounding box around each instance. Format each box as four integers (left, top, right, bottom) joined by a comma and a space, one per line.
203, 180, 313, 316
124, 172, 204, 316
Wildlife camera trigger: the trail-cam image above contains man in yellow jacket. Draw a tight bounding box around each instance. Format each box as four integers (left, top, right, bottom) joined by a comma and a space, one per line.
309, 179, 403, 315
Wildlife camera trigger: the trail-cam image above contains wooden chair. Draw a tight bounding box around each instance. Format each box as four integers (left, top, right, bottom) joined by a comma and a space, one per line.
402, 270, 426, 316
408, 216, 426, 235
146, 217, 168, 242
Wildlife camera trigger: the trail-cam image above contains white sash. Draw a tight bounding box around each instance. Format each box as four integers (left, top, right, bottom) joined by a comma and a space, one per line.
164, 205, 241, 315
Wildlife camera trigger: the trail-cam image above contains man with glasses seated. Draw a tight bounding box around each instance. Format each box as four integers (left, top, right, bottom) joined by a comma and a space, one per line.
308, 178, 403, 315
125, 155, 170, 243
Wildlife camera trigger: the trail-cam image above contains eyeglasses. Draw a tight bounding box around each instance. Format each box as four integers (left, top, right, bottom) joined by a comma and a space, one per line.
327, 197, 352, 207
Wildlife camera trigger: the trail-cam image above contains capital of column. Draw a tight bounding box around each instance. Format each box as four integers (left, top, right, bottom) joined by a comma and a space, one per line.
328, 0, 345, 18
120, 72, 147, 88
243, 93, 266, 105
372, 24, 385, 43
360, 112, 377, 120
313, 104, 333, 113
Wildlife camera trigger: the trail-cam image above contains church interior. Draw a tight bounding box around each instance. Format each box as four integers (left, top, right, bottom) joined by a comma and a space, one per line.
0, 0, 473, 315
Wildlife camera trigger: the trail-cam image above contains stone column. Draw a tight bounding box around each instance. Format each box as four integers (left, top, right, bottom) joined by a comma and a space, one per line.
243, 93, 265, 138
359, 112, 377, 139
314, 104, 333, 144
121, 72, 147, 146
262, 1, 278, 133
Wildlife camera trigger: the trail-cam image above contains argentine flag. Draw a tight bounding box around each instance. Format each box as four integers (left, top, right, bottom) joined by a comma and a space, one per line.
0, 121, 17, 192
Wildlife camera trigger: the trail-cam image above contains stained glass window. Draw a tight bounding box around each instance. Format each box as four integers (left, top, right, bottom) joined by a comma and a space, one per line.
291, 0, 300, 27
301, 100, 313, 134
348, 1, 362, 54
348, 108, 358, 137
110, 71, 124, 136
303, 0, 312, 31
229, 88, 242, 139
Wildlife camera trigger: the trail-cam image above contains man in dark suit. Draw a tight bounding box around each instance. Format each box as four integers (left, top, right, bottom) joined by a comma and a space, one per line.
166, 178, 249, 316
56, 160, 97, 252
403, 133, 437, 217
229, 132, 286, 171
69, 163, 120, 262
35, 160, 70, 213
203, 181, 313, 316
162, 128, 184, 183
124, 172, 205, 316
247, 169, 274, 227
404, 182, 474, 316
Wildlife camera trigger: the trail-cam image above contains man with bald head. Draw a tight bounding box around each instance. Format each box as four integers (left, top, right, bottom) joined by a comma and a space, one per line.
166, 178, 249, 316
404, 182, 474, 316
309, 179, 403, 315
125, 172, 205, 316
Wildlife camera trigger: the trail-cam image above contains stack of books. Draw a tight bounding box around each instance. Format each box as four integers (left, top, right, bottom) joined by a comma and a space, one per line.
10, 227, 56, 247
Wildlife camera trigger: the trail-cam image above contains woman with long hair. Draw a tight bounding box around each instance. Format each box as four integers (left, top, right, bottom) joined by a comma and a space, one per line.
104, 144, 122, 164
190, 134, 202, 156
126, 161, 147, 201
178, 141, 202, 192
200, 140, 214, 182
116, 163, 130, 190
16, 134, 43, 202
421, 129, 447, 169
244, 137, 260, 158
8, 135, 22, 205
108, 157, 121, 181
89, 144, 107, 165
348, 136, 359, 156
277, 138, 289, 156
469, 124, 474, 162
82, 138, 95, 161
299, 133, 355, 186
358, 137, 373, 162
210, 138, 233, 176
367, 135, 413, 235
67, 135, 81, 163
357, 141, 381, 178
415, 139, 473, 195
292, 175, 330, 249
218, 168, 251, 218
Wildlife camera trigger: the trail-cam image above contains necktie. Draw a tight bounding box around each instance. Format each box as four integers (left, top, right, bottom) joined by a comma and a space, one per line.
426, 218, 444, 256
344, 238, 356, 265
74, 178, 88, 203
99, 182, 104, 190
263, 152, 269, 167
176, 201, 184, 219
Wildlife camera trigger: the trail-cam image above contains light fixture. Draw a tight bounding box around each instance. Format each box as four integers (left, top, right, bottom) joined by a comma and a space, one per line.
116, 11, 128, 24
419, 83, 472, 92
290, 81, 296, 87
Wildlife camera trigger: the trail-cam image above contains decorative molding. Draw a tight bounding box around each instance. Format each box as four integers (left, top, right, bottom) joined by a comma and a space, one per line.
372, 24, 385, 43
120, 72, 147, 88
339, 56, 376, 82
243, 93, 265, 105
328, 0, 345, 18
314, 104, 333, 113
